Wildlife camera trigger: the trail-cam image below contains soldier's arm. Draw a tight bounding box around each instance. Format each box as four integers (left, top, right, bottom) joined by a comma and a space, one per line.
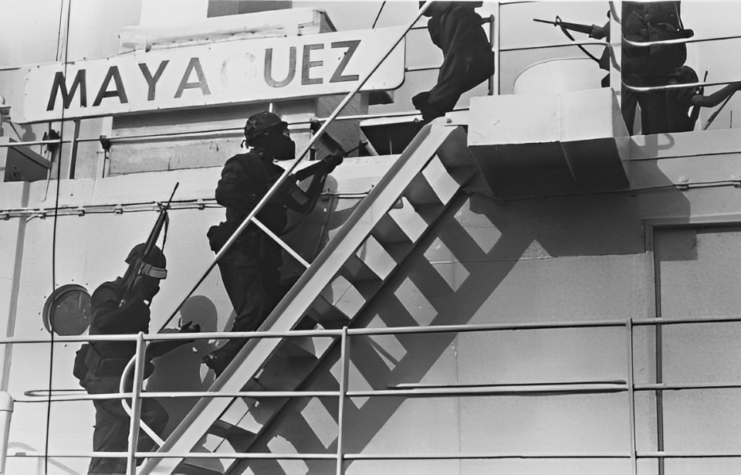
589, 21, 609, 40
89, 282, 149, 335
146, 322, 200, 359
281, 154, 342, 215
691, 83, 741, 108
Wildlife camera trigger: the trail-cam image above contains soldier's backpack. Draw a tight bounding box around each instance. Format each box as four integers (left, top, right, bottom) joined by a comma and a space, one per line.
73, 344, 90, 385
622, 1, 694, 77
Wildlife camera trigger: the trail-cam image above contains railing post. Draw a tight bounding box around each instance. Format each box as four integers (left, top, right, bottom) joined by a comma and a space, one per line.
66, 119, 80, 179
0, 392, 13, 475
626, 318, 637, 475
125, 332, 147, 475
336, 327, 349, 475
489, 13, 498, 96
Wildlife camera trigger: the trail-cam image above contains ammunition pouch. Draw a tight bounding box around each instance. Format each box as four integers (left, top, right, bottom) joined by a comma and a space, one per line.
80, 343, 132, 379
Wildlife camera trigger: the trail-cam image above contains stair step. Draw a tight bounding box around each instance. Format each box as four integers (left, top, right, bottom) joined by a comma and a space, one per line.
175, 444, 225, 475
274, 334, 319, 359
404, 174, 442, 207
384, 197, 432, 243
371, 212, 414, 245
436, 126, 473, 169
308, 295, 351, 328
421, 155, 463, 205
209, 420, 256, 453
446, 164, 477, 188
253, 350, 320, 391
383, 241, 415, 264
316, 275, 370, 321
342, 235, 397, 283
353, 279, 383, 300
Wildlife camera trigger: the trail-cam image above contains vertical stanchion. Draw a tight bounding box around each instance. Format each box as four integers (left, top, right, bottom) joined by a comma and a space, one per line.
336, 327, 349, 475
66, 119, 80, 179
0, 392, 13, 475
125, 333, 147, 475
626, 319, 637, 475
488, 15, 496, 96
493, 3, 501, 95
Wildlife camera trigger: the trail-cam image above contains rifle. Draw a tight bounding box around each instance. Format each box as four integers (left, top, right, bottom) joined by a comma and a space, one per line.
534, 16, 603, 64
119, 183, 179, 306
534, 17, 593, 35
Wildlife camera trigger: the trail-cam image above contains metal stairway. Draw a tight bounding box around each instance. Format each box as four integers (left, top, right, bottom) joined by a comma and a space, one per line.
138, 119, 491, 474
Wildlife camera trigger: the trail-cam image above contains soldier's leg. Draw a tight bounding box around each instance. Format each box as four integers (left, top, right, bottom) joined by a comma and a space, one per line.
88, 399, 130, 474
207, 246, 266, 375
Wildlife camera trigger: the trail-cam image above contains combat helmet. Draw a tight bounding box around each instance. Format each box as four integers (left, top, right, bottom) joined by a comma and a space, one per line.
126, 243, 167, 279
244, 112, 288, 143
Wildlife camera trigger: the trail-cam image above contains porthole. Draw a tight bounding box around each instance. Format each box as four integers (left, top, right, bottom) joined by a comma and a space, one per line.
42, 284, 92, 336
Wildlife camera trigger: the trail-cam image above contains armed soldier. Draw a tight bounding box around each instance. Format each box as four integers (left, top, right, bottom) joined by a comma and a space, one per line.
204, 112, 343, 376
622, 1, 694, 134
74, 243, 199, 474
412, 1, 494, 123
642, 65, 741, 134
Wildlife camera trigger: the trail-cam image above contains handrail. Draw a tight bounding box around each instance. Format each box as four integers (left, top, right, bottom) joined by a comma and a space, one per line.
11, 449, 741, 461
623, 80, 740, 93
14, 312, 741, 465
5, 312, 741, 347
623, 34, 741, 48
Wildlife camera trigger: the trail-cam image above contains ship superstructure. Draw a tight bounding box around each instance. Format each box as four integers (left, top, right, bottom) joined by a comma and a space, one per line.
1, 2, 741, 475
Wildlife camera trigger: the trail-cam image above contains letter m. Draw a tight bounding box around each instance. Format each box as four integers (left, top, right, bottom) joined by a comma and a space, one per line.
46, 70, 87, 111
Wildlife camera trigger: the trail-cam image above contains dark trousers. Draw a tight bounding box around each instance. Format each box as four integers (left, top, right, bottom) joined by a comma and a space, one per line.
213, 241, 284, 365
622, 75, 670, 135
88, 398, 168, 474
414, 54, 493, 123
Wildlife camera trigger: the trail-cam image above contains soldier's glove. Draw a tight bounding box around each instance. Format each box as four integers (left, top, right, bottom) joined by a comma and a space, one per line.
148, 322, 202, 358
322, 152, 344, 173
177, 321, 201, 346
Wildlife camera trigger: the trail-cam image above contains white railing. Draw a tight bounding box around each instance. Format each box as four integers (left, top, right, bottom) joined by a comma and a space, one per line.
13, 314, 741, 475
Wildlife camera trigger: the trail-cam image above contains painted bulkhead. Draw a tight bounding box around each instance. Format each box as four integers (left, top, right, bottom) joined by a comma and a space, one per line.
1, 2, 741, 475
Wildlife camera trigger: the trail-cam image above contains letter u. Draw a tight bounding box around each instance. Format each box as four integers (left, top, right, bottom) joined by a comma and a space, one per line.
265, 47, 296, 88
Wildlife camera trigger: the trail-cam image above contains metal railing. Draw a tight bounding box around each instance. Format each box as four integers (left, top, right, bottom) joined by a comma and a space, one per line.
13, 313, 741, 474
7, 3, 741, 474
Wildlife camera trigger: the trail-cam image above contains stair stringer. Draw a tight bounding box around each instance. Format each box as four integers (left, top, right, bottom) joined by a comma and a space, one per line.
138, 119, 469, 475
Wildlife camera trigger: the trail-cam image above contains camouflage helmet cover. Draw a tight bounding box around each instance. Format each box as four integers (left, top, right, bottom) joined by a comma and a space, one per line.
126, 243, 167, 269
244, 112, 287, 143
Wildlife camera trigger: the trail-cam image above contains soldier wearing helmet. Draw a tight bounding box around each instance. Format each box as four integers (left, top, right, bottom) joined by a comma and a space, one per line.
74, 243, 199, 474
204, 111, 344, 375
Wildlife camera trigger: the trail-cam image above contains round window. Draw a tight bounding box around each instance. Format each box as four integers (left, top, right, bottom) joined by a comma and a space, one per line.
42, 284, 92, 336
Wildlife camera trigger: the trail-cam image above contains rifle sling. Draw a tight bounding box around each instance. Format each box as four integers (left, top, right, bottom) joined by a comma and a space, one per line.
556, 17, 601, 65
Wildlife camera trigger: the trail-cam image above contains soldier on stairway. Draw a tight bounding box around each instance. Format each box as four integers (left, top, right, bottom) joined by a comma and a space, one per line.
73, 244, 199, 474
204, 112, 344, 376
412, 1, 494, 123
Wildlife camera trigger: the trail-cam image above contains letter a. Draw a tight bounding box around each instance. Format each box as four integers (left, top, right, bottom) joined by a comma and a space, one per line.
175, 58, 211, 98
93, 66, 129, 106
